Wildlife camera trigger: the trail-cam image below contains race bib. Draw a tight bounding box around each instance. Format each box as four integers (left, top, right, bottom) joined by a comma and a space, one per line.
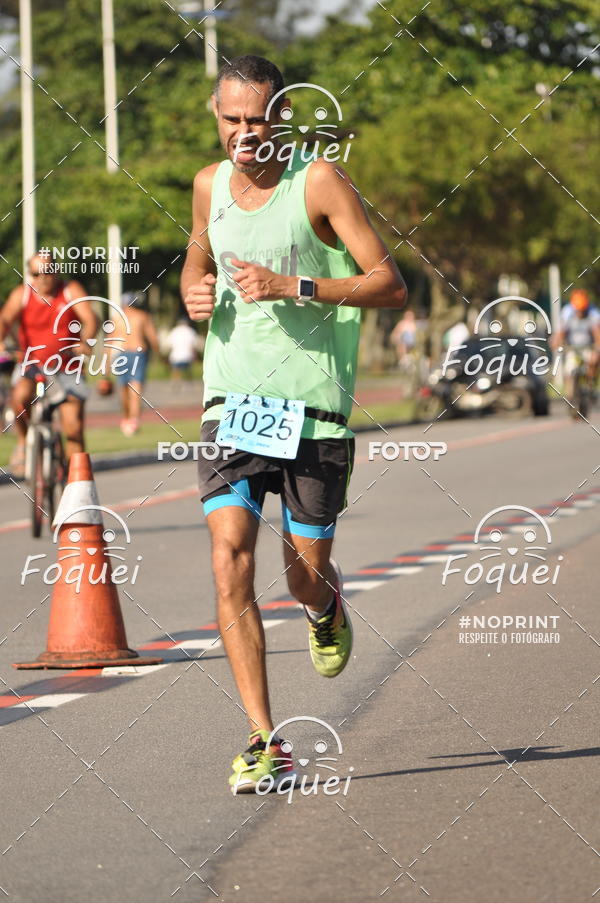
215, 393, 305, 459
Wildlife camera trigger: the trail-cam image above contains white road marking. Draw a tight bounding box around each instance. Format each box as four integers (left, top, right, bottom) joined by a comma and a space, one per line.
176, 639, 221, 651
343, 580, 385, 591
103, 663, 170, 676
386, 566, 424, 575
13, 693, 85, 709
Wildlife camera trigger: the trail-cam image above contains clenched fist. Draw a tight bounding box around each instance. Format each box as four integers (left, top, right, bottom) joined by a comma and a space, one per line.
230, 259, 293, 302
184, 273, 217, 321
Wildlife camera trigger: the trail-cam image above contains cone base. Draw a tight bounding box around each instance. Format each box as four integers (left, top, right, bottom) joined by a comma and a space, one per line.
13, 649, 162, 670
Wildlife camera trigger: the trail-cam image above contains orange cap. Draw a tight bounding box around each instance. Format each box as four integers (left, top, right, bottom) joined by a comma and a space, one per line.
570, 289, 590, 311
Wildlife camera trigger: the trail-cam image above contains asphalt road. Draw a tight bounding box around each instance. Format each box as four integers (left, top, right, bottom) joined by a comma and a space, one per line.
0, 406, 598, 903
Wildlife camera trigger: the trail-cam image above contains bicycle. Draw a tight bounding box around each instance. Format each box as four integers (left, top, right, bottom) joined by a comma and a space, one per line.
568, 349, 597, 420
25, 374, 67, 537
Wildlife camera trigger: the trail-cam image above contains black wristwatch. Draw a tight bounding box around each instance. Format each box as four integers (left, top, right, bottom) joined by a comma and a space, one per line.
296, 277, 316, 306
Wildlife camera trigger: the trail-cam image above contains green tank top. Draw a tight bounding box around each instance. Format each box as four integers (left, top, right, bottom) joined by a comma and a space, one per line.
203, 152, 361, 439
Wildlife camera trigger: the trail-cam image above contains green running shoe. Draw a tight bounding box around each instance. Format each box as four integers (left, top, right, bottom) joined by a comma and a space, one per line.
229, 729, 296, 795
307, 559, 353, 678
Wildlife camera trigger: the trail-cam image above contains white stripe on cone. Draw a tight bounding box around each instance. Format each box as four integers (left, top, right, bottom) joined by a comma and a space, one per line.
52, 481, 102, 527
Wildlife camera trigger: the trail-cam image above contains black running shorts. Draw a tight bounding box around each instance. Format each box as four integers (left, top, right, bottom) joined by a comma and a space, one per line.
197, 420, 354, 539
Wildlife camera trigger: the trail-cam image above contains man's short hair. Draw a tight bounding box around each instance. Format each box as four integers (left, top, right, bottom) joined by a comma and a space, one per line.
28, 251, 55, 267
214, 55, 284, 113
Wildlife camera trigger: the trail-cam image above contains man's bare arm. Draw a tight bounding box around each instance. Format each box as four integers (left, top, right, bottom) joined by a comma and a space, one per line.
232, 160, 407, 309
144, 313, 160, 354
0, 287, 24, 345
180, 165, 219, 320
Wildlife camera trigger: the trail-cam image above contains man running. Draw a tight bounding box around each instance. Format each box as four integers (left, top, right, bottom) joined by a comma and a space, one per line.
0, 253, 98, 476
181, 55, 406, 793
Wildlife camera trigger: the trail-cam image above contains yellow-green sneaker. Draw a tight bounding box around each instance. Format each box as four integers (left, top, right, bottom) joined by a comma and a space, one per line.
229, 729, 296, 795
307, 559, 353, 678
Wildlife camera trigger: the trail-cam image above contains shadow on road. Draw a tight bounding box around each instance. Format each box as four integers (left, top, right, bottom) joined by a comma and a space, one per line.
347, 746, 600, 781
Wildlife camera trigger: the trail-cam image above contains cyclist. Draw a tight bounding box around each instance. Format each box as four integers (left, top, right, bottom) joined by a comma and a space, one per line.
0, 252, 98, 476
181, 55, 407, 793
554, 289, 600, 402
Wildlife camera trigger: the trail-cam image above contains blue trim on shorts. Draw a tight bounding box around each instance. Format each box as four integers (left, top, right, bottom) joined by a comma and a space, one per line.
202, 478, 262, 520
281, 504, 335, 539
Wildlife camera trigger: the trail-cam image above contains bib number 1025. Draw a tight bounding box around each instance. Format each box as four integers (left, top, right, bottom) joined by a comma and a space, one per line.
227, 407, 295, 441
215, 393, 305, 459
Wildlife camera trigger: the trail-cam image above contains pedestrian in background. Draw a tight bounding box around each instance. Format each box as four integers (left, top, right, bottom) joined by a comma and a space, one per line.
166, 318, 202, 384
115, 291, 160, 436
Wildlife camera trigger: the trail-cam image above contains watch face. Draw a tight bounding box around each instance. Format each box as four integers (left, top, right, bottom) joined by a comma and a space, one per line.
299, 278, 315, 299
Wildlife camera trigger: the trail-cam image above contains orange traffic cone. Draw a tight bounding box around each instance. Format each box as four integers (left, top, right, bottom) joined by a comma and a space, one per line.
14, 453, 162, 669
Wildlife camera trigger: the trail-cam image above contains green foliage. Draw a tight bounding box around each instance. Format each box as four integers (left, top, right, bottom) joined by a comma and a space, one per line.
0, 0, 597, 309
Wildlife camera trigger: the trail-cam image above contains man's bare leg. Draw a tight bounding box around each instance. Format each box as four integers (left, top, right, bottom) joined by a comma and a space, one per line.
120, 384, 130, 420
9, 378, 34, 474
59, 397, 85, 458
11, 377, 34, 443
208, 506, 273, 732
282, 533, 336, 611
127, 381, 143, 422
283, 531, 353, 679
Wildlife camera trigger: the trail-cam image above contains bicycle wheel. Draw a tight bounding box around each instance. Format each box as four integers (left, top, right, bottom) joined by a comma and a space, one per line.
29, 428, 46, 538
578, 385, 590, 419
47, 433, 67, 525
571, 371, 589, 420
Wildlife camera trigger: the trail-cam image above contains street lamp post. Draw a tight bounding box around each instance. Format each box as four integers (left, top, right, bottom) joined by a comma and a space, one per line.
101, 0, 122, 307
535, 83, 552, 122
203, 0, 218, 79
178, 1, 227, 78
19, 0, 36, 273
